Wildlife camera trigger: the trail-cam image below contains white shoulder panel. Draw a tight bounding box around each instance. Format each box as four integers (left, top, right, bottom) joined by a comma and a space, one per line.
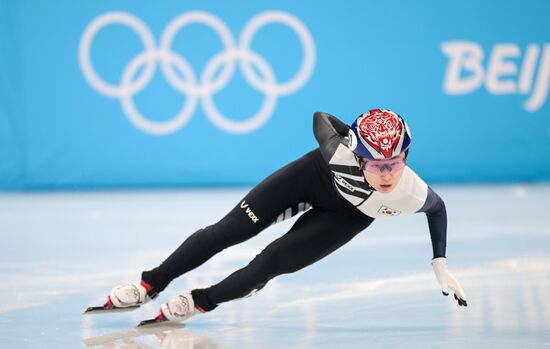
329, 143, 357, 166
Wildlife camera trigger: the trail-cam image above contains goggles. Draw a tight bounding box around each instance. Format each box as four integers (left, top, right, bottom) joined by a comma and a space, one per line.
360, 157, 406, 175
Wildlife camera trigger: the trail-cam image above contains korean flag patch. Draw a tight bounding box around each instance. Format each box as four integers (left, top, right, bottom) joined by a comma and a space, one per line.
378, 205, 401, 217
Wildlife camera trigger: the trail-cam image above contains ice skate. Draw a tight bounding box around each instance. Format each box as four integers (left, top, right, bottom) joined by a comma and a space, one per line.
137, 293, 200, 327
84, 281, 154, 314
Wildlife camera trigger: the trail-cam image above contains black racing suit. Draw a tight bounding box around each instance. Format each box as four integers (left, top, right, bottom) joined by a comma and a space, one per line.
141, 112, 447, 311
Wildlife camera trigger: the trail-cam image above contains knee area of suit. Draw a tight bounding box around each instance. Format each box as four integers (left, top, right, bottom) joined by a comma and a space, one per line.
193, 225, 228, 251
207, 218, 251, 246
251, 249, 290, 276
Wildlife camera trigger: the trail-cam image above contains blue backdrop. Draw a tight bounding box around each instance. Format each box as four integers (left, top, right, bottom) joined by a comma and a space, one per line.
1, 0, 549, 189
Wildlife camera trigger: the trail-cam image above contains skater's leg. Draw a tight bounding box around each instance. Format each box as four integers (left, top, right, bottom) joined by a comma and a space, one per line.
142, 151, 327, 294
191, 207, 373, 311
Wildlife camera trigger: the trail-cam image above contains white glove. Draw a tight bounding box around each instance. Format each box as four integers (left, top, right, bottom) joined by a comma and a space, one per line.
431, 257, 468, 306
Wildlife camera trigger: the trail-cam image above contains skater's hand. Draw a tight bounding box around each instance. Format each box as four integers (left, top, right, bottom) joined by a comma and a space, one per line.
431, 257, 467, 306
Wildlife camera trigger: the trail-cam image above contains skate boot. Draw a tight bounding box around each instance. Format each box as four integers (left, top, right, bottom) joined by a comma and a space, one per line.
161, 293, 200, 322
84, 280, 156, 314
137, 293, 203, 326
108, 281, 154, 308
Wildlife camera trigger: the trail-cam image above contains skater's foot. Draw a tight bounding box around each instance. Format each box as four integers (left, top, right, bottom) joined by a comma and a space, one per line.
160, 293, 203, 322
108, 281, 154, 308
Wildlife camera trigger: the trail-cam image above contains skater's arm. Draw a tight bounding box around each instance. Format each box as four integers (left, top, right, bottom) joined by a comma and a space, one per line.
422, 189, 468, 306
313, 112, 350, 161
418, 187, 447, 258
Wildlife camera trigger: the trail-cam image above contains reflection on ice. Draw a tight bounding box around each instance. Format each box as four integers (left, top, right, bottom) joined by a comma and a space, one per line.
83, 326, 221, 349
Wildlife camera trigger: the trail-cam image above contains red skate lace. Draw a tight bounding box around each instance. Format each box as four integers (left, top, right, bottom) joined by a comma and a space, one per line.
155, 311, 165, 322
140, 280, 154, 293
103, 297, 114, 309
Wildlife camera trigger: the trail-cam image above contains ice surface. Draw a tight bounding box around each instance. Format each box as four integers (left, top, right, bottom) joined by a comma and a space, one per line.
0, 185, 549, 348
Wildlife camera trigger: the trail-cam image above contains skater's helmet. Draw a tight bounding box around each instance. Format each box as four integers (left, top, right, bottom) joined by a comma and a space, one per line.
348, 109, 411, 160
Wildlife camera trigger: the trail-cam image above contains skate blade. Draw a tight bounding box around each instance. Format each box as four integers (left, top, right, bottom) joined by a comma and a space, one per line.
136, 317, 170, 327
84, 305, 140, 314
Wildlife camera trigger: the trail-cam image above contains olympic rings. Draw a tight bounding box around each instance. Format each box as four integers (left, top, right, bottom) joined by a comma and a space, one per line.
78, 10, 316, 135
